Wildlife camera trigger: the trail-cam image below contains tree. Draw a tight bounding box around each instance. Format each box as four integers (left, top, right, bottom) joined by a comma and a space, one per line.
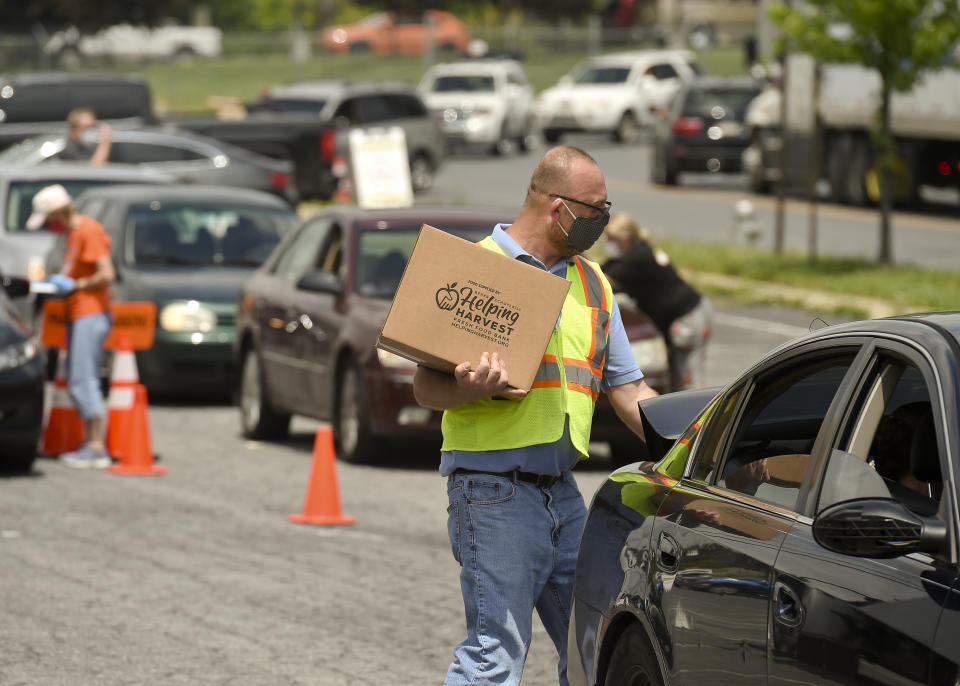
770, 0, 960, 264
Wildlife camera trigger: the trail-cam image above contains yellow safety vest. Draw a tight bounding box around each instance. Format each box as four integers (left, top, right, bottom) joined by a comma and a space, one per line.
441, 237, 614, 459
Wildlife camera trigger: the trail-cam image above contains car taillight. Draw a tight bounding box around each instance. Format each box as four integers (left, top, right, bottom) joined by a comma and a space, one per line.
269, 170, 289, 190
672, 117, 705, 136
320, 128, 336, 163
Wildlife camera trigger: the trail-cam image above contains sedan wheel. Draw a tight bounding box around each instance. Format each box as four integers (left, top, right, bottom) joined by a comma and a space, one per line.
239, 347, 290, 440
614, 112, 641, 144
335, 363, 374, 463
603, 624, 664, 686
410, 154, 434, 193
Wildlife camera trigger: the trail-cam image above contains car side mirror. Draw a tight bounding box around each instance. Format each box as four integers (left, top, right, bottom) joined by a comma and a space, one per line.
296, 269, 343, 295
1, 274, 30, 298
813, 497, 947, 558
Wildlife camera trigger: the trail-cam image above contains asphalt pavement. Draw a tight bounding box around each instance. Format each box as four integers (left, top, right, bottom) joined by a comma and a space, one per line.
0, 301, 828, 685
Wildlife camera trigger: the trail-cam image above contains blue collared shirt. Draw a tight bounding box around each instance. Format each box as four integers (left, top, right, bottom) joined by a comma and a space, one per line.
438, 224, 644, 476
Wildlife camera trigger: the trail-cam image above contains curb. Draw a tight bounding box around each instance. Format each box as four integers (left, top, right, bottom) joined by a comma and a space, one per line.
683, 271, 922, 320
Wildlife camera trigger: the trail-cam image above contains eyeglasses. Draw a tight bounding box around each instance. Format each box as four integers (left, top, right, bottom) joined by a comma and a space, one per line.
530, 184, 612, 217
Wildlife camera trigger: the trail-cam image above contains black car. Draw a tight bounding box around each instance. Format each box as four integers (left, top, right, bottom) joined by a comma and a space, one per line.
236, 206, 672, 463
569, 312, 960, 686
0, 273, 44, 472
46, 184, 299, 397
652, 76, 762, 185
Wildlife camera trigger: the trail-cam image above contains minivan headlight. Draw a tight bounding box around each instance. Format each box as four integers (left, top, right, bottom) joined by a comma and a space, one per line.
160, 301, 216, 333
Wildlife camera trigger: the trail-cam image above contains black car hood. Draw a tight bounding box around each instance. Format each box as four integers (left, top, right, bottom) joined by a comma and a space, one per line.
639, 385, 722, 462
119, 266, 254, 303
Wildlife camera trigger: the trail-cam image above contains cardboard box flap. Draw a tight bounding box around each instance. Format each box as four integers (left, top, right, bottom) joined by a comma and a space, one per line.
377, 224, 570, 391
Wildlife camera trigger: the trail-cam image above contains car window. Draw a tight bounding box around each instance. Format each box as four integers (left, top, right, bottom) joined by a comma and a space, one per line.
5, 180, 124, 233
430, 75, 496, 92
110, 141, 208, 164
353, 95, 397, 124
384, 93, 428, 118
820, 355, 943, 516
683, 86, 762, 118
646, 63, 679, 80
354, 223, 489, 299
271, 217, 336, 284
574, 67, 631, 84
712, 352, 858, 510
124, 202, 294, 267
688, 384, 748, 482
315, 224, 344, 277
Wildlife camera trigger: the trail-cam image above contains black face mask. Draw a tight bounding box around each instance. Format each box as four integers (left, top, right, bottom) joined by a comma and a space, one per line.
557, 199, 609, 251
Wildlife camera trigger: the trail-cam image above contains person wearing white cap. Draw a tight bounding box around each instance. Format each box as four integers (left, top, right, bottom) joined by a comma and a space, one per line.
29, 184, 116, 468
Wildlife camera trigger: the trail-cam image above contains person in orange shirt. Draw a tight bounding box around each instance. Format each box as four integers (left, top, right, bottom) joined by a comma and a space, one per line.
28, 184, 116, 468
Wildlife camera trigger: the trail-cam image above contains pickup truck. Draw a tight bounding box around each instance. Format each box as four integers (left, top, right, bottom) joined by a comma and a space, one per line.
44, 23, 222, 67
0, 72, 444, 200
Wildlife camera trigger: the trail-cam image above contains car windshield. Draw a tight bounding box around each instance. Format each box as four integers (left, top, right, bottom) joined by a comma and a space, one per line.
355, 224, 490, 298
5, 180, 123, 232
574, 67, 631, 84
683, 86, 761, 118
429, 75, 495, 92
125, 202, 298, 267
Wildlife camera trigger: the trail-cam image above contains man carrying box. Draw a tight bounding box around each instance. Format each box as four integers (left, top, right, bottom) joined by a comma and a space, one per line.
413, 145, 658, 686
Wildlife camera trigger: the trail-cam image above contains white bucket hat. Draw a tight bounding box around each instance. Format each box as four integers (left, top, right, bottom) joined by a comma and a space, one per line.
26, 183, 72, 231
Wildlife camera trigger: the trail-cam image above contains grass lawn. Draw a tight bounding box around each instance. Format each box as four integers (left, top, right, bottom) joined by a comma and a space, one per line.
117, 45, 748, 114
655, 238, 960, 316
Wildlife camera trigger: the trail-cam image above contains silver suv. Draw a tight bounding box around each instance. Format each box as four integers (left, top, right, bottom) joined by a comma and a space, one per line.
418, 58, 535, 155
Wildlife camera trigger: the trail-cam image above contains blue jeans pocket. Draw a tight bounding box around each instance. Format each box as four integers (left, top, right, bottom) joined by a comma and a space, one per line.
465, 477, 516, 505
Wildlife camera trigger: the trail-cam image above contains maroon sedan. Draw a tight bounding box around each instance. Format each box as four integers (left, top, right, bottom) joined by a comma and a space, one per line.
235, 206, 673, 463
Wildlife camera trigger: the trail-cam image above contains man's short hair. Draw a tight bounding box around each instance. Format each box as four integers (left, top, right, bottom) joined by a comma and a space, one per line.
528, 145, 598, 197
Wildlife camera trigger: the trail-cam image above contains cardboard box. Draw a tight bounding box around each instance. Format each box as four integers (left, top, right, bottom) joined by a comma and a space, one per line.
376, 224, 570, 391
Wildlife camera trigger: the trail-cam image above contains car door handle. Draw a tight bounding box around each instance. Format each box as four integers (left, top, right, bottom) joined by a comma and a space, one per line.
657, 531, 680, 572
774, 581, 804, 628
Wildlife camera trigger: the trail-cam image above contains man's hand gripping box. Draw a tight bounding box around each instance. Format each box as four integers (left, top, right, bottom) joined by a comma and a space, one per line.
376, 225, 570, 391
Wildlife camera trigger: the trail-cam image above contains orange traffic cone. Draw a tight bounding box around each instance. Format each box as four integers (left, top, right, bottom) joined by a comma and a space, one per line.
289, 426, 356, 526
42, 345, 84, 456
107, 384, 167, 476
105, 335, 138, 460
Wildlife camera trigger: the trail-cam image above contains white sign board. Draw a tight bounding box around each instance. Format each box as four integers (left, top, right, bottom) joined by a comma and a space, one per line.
348, 127, 414, 209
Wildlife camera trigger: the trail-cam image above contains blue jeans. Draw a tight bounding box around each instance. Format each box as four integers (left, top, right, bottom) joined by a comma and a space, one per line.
67, 312, 111, 420
444, 471, 587, 685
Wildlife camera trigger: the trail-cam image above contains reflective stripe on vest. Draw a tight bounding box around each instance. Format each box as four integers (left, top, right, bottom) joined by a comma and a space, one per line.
440, 237, 614, 457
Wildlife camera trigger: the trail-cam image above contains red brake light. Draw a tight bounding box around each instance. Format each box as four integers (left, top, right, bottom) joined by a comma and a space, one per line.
320, 128, 337, 163
939, 161, 952, 176
268, 171, 289, 190
672, 117, 705, 136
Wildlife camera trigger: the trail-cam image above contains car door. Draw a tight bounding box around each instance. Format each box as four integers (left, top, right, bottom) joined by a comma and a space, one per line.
290, 219, 347, 419
255, 216, 335, 410
647, 344, 863, 686
770, 338, 957, 685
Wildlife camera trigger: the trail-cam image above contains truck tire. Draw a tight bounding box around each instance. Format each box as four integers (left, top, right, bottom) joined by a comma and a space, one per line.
825, 133, 853, 204
844, 136, 872, 207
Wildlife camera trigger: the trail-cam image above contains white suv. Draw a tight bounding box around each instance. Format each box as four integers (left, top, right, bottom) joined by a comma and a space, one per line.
535, 49, 701, 144
418, 58, 535, 155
